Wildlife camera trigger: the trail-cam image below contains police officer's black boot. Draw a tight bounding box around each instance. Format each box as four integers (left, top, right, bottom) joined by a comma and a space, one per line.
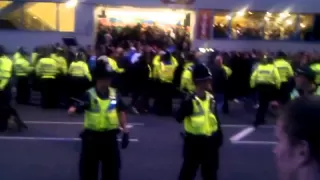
10, 108, 28, 131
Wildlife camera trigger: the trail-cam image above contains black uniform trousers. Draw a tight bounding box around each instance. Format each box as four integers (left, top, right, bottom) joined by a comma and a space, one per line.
0, 84, 25, 131
56, 75, 68, 107
79, 129, 120, 180
0, 85, 11, 131
153, 81, 174, 116
39, 78, 58, 108
254, 84, 278, 127
68, 76, 89, 105
179, 134, 220, 180
278, 82, 291, 105
16, 76, 30, 104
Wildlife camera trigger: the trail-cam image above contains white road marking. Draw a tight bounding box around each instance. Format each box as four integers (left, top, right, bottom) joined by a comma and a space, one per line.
0, 136, 139, 142
229, 126, 256, 142
231, 140, 277, 145
24, 121, 274, 129
221, 124, 274, 128
24, 121, 144, 127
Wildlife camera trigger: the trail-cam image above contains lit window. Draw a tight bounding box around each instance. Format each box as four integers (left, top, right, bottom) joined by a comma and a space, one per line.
213, 11, 230, 38
23, 2, 57, 31
0, 1, 11, 8
0, 1, 23, 30
299, 14, 314, 40
231, 11, 264, 39
263, 12, 297, 40
58, 3, 75, 32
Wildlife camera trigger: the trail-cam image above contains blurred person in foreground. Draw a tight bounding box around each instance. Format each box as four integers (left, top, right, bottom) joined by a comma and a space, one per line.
0, 45, 27, 132
274, 96, 320, 180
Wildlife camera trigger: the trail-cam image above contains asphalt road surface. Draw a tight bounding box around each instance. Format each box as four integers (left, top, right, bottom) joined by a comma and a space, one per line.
0, 102, 278, 180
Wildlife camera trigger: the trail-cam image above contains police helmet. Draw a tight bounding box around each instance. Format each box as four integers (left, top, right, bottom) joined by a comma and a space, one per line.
94, 62, 114, 80
161, 51, 171, 61
276, 51, 287, 59
296, 66, 316, 82
192, 63, 212, 81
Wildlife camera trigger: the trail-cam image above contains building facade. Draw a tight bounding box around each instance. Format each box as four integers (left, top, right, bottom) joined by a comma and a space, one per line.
0, 0, 320, 52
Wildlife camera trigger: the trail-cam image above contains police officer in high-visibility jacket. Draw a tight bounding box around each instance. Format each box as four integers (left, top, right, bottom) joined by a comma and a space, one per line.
51, 47, 68, 106
13, 47, 23, 63
153, 51, 178, 116
35, 47, 59, 108
0, 46, 27, 132
273, 51, 294, 104
68, 52, 92, 102
250, 56, 281, 127
14, 49, 33, 104
180, 52, 198, 93
290, 66, 320, 99
68, 64, 129, 180
309, 59, 320, 85
176, 63, 223, 180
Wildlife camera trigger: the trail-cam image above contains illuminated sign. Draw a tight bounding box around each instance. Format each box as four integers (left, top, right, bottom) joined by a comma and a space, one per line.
161, 0, 195, 4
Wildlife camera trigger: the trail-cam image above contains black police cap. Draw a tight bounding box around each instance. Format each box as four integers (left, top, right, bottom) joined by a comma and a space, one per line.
296, 66, 316, 81
192, 63, 212, 81
94, 63, 114, 79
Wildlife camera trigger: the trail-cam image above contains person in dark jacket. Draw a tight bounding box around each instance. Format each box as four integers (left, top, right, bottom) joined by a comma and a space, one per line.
129, 52, 153, 114
208, 55, 228, 112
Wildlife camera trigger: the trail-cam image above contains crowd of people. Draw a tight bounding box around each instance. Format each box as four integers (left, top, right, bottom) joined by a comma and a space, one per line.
95, 23, 191, 53
1, 33, 320, 180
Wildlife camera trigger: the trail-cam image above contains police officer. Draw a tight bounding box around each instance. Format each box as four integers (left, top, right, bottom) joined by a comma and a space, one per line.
273, 51, 294, 104
180, 52, 197, 93
290, 66, 320, 99
309, 59, 320, 85
52, 47, 68, 106
250, 56, 281, 127
153, 51, 178, 116
35, 46, 59, 108
14, 49, 33, 104
0, 45, 27, 132
176, 63, 223, 180
68, 65, 129, 180
68, 51, 92, 103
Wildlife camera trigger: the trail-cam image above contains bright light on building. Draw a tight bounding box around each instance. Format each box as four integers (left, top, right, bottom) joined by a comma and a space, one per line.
198, 48, 206, 53
106, 9, 186, 25
226, 15, 231, 20
300, 23, 306, 28
266, 12, 272, 16
264, 17, 269, 21
286, 19, 292, 25
248, 11, 253, 14
236, 10, 245, 17
65, 0, 78, 8
280, 11, 290, 18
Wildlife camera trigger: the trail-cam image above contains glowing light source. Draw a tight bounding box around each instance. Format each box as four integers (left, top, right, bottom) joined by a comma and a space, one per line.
226, 15, 231, 20
264, 17, 269, 21
279, 11, 290, 18
106, 9, 186, 25
300, 23, 306, 28
65, 0, 78, 8
237, 10, 245, 17
286, 19, 292, 25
